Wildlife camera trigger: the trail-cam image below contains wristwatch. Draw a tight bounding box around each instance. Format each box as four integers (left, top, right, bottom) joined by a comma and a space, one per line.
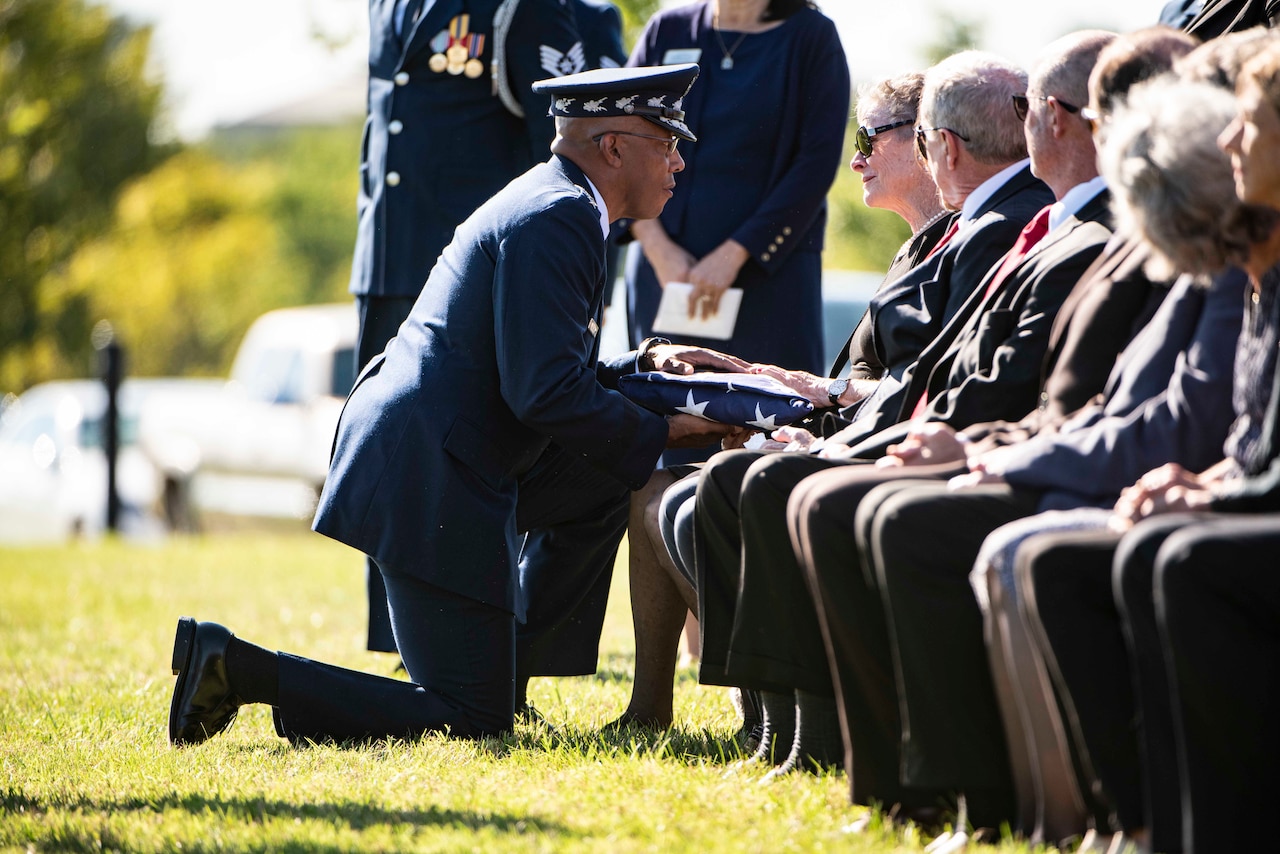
637, 336, 672, 372
826, 378, 849, 407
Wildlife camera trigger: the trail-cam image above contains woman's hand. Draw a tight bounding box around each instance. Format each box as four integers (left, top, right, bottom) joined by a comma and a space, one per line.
633, 219, 697, 288
750, 364, 834, 407
687, 239, 749, 318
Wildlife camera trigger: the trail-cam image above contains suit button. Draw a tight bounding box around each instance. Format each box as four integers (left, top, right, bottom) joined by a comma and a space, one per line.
386, 171, 401, 187
776, 234, 785, 243
761, 252, 772, 262
394, 72, 410, 86
783, 226, 792, 235
768, 243, 777, 252
389, 120, 403, 134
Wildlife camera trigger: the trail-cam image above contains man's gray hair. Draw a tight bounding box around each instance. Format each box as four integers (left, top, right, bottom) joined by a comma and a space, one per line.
920, 50, 1028, 165
1101, 78, 1279, 278
856, 72, 925, 125
1030, 31, 1116, 108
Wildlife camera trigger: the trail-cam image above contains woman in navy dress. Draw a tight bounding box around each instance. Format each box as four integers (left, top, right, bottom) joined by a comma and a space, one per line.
625, 0, 850, 382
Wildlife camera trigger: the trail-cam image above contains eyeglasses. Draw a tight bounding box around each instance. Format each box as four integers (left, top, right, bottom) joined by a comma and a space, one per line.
914, 126, 970, 160
1011, 94, 1082, 122
591, 130, 680, 155
854, 119, 913, 156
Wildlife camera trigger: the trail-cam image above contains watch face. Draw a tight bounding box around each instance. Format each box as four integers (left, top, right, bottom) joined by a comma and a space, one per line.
828, 378, 849, 402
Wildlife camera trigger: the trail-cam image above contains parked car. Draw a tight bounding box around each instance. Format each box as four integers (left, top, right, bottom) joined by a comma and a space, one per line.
140, 304, 356, 526
0, 378, 216, 542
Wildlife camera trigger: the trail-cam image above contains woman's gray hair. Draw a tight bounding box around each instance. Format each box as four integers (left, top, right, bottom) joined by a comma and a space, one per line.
856, 72, 925, 125
920, 50, 1028, 165
1101, 78, 1279, 278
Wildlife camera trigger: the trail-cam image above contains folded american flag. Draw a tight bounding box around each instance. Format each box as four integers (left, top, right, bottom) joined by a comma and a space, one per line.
617, 371, 814, 430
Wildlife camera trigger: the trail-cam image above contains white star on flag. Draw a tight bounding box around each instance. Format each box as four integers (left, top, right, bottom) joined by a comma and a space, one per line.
747, 403, 779, 431
676, 390, 711, 419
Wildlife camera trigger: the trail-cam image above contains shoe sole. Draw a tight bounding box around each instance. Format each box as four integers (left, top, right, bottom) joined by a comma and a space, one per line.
168, 616, 197, 744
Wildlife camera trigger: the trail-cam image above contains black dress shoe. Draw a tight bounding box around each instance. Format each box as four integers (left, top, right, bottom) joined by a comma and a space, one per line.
169, 616, 242, 746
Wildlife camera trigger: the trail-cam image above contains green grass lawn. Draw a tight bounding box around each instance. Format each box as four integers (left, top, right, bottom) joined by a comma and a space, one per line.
0, 532, 1046, 852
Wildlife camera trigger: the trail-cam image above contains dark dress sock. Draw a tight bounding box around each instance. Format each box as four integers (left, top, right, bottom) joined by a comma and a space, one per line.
752, 690, 797, 765
225, 636, 280, 706
771, 690, 844, 775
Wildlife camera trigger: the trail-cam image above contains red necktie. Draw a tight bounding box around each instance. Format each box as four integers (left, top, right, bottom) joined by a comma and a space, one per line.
909, 206, 1054, 420
924, 218, 961, 260
983, 206, 1053, 300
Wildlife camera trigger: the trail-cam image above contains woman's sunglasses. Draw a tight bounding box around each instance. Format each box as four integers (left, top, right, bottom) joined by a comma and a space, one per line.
855, 119, 913, 156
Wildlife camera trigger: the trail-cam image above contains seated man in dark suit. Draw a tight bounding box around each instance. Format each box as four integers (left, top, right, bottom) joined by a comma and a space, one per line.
691, 36, 1113, 809
166, 65, 742, 747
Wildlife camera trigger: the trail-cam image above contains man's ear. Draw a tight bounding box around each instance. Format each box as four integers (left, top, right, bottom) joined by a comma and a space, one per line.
597, 132, 626, 167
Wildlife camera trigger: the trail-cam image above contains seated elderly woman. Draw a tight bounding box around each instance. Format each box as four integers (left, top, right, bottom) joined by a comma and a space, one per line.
974, 58, 1280, 854
611, 71, 951, 735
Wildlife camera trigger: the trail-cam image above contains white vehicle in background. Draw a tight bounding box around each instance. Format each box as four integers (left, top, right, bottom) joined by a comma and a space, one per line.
140, 304, 357, 527
0, 378, 216, 542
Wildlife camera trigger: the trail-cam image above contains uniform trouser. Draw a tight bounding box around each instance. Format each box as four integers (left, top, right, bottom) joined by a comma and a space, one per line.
1155, 513, 1280, 854
862, 481, 1031, 814
276, 570, 515, 742
276, 445, 629, 743
356, 294, 419, 653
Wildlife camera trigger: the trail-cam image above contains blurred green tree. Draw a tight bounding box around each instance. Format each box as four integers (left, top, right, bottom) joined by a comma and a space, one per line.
0, 0, 171, 390
609, 0, 661, 48
39, 150, 306, 378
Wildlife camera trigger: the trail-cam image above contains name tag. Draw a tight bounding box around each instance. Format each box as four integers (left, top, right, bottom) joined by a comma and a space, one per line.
588, 318, 599, 337
662, 48, 702, 64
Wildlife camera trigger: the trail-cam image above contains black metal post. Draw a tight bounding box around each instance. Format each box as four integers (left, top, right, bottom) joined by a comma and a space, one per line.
95, 325, 124, 533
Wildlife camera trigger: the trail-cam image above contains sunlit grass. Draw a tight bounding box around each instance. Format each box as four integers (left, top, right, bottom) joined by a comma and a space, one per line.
0, 532, 1047, 852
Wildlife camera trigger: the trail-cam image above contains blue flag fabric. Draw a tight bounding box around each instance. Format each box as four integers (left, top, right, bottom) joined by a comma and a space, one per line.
617, 371, 814, 430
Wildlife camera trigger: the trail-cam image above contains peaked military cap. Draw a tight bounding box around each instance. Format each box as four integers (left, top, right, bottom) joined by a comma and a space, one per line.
532, 63, 699, 141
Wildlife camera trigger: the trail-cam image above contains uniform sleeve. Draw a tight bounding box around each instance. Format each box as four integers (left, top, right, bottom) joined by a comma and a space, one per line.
493, 198, 667, 488
508, 0, 583, 164
730, 20, 850, 274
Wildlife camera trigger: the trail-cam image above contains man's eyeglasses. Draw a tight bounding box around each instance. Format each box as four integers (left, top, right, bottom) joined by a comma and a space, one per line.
855, 119, 913, 156
591, 130, 680, 155
915, 126, 970, 160
1011, 94, 1082, 122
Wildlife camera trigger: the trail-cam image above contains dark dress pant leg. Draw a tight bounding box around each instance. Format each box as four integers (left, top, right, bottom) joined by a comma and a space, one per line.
514, 443, 631, 679
355, 295, 419, 654
1156, 515, 1280, 854
275, 567, 515, 742
869, 483, 1034, 825
1113, 514, 1202, 853
724, 452, 845, 694
1018, 528, 1146, 834
788, 463, 953, 807
658, 468, 701, 589
693, 449, 771, 686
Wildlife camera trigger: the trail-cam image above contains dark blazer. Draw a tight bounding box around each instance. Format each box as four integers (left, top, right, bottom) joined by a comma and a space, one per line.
847, 189, 1115, 457
316, 156, 668, 613
991, 269, 1245, 505
351, 0, 582, 298
826, 165, 1055, 443
961, 232, 1168, 447
833, 214, 959, 381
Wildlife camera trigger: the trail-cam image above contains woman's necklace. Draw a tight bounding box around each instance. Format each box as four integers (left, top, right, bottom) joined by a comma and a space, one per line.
712, 16, 750, 70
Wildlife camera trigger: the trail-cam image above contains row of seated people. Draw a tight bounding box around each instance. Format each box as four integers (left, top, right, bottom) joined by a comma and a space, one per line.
614, 22, 1280, 854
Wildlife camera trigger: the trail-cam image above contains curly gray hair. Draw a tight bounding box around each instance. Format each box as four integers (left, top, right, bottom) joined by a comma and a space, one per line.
1101, 78, 1279, 278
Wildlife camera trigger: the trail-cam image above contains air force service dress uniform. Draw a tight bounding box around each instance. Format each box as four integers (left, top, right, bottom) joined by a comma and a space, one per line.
354, 0, 626, 653
286, 66, 702, 742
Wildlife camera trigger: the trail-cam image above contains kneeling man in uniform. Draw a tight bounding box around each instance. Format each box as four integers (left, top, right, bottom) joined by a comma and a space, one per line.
168, 63, 735, 745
